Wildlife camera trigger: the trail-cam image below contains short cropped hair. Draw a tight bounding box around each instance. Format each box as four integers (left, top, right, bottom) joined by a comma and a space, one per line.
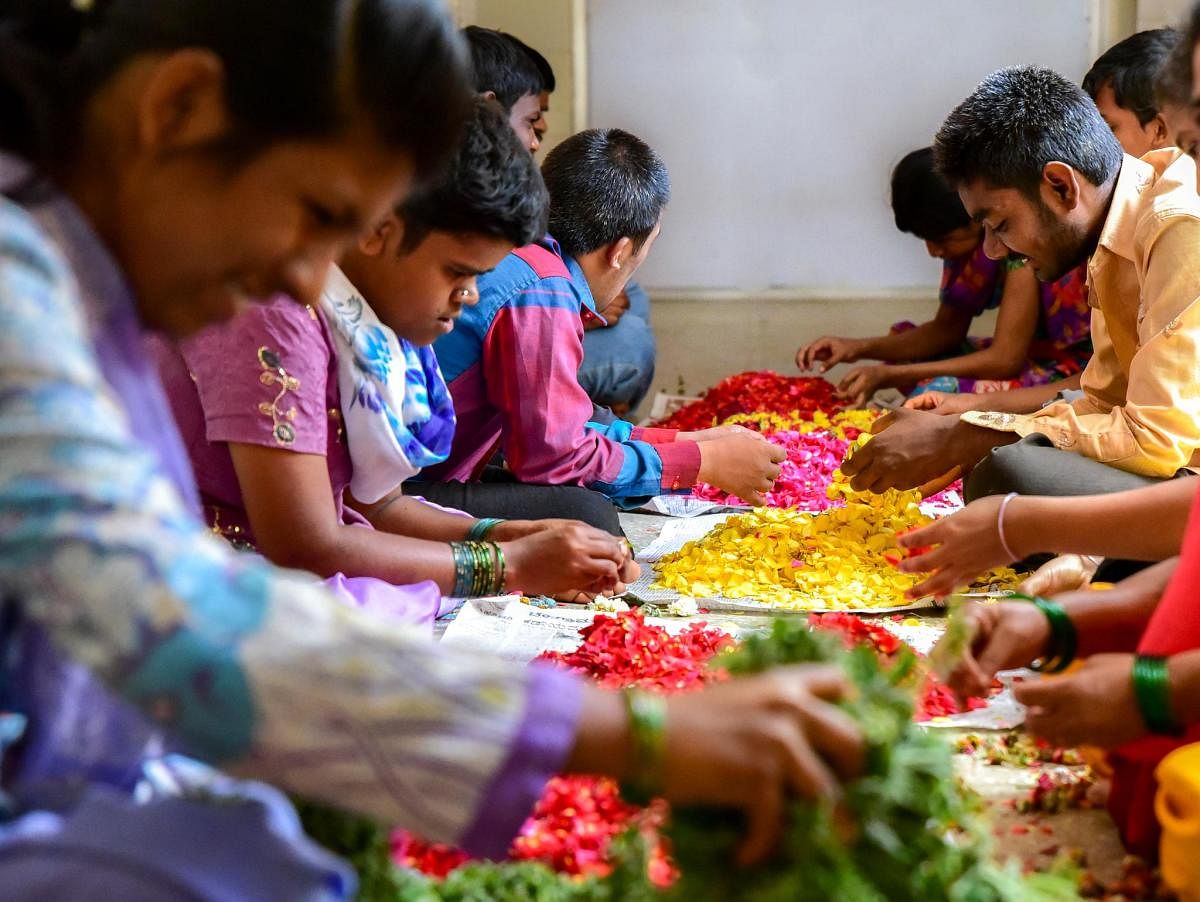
462, 25, 542, 111
934, 65, 1124, 196
1158, 6, 1200, 108
507, 33, 555, 93
399, 98, 548, 252
541, 128, 670, 258
890, 147, 971, 242
1083, 28, 1180, 124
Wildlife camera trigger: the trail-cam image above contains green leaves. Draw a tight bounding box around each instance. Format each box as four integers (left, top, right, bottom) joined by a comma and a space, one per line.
295, 618, 1079, 900
663, 618, 1077, 902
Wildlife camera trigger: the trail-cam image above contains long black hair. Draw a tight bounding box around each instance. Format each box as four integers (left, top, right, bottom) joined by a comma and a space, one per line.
0, 0, 472, 178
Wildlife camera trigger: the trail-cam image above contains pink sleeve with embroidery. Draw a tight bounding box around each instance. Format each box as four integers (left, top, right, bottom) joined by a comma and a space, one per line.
179, 296, 332, 455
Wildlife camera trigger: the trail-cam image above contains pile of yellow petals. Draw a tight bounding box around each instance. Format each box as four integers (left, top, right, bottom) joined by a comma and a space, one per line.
655, 449, 1020, 610
723, 408, 879, 439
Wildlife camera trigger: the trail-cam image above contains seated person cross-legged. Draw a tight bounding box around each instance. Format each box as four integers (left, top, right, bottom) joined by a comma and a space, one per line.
797, 147, 1090, 407
416, 128, 785, 530
842, 67, 1200, 508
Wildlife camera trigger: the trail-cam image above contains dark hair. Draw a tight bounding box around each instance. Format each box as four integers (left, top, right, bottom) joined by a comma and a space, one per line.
1083, 28, 1179, 124
934, 65, 1123, 196
0, 0, 472, 177
890, 147, 970, 241
541, 128, 670, 258
1158, 5, 1200, 109
399, 98, 548, 252
506, 32, 554, 93
461, 24, 541, 111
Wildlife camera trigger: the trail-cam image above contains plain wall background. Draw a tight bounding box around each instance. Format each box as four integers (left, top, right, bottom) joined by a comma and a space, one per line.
454, 1, 1191, 408
587, 0, 1095, 294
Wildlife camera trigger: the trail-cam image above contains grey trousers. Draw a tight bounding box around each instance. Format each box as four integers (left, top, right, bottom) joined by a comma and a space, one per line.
965, 433, 1168, 501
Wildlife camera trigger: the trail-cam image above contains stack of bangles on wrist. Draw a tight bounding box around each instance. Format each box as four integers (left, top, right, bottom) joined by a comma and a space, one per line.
1011, 592, 1077, 674
466, 517, 505, 541
449, 540, 507, 597
621, 688, 666, 806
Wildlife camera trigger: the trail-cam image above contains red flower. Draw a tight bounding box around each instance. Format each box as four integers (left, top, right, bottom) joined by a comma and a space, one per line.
390, 830, 472, 878
655, 371, 845, 431
536, 611, 733, 694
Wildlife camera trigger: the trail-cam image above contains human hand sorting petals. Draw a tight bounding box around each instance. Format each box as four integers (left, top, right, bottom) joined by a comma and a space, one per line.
836, 364, 893, 407
656, 666, 866, 866
840, 408, 994, 494
895, 494, 1013, 598
1015, 654, 1148, 749
935, 600, 1051, 700
695, 430, 786, 506
795, 335, 864, 373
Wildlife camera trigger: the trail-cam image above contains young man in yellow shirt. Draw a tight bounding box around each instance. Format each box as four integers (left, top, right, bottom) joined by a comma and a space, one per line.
843, 65, 1200, 501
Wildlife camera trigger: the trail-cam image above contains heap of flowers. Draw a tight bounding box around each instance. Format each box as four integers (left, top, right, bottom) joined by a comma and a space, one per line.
956, 732, 1085, 768
807, 612, 988, 721
535, 612, 734, 692
655, 371, 845, 431
692, 410, 875, 511
654, 494, 939, 610
392, 613, 734, 888
387, 610, 1002, 895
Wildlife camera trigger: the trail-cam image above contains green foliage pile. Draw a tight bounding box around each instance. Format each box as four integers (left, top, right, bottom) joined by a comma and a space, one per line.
301, 620, 1080, 901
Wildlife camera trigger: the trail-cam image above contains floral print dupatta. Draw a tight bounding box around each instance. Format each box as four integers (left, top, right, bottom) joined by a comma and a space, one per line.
318, 265, 456, 503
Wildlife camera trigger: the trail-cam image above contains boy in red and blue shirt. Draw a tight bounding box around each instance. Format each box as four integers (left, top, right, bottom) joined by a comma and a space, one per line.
420, 129, 783, 527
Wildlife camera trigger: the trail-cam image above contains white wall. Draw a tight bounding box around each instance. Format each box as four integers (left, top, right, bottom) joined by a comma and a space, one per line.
1138, 0, 1193, 29
588, 0, 1097, 295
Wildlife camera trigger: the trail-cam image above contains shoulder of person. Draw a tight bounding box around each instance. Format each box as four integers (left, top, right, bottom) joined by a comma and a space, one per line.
1136, 150, 1200, 239
0, 197, 70, 288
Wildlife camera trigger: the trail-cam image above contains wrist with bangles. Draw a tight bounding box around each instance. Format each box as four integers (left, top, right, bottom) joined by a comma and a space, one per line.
1010, 592, 1076, 673
449, 540, 507, 596
1132, 655, 1185, 736
466, 517, 505, 541
621, 688, 666, 805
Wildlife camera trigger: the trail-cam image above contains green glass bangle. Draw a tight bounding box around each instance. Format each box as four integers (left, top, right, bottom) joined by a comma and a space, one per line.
467, 517, 505, 541
1011, 593, 1077, 673
491, 542, 507, 594
621, 689, 666, 805
449, 541, 472, 597
1132, 655, 1184, 736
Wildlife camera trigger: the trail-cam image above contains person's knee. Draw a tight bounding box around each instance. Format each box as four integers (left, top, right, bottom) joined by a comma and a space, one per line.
964, 438, 1049, 501
557, 487, 623, 536
579, 315, 657, 409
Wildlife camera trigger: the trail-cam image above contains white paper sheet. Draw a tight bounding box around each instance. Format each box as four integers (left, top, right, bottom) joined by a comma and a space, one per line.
438, 598, 736, 664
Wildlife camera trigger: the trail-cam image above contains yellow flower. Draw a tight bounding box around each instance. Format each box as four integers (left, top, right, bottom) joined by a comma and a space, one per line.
655, 450, 1019, 610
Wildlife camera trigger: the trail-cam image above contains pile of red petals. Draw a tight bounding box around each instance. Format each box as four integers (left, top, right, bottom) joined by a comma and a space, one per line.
693, 428, 850, 510
808, 613, 987, 720
536, 611, 734, 693
510, 775, 675, 885
390, 831, 472, 879
394, 611, 994, 884
917, 678, 988, 721
808, 612, 903, 656
656, 371, 844, 431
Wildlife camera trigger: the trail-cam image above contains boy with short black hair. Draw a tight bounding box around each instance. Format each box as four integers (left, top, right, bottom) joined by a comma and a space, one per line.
462, 25, 544, 153
1083, 28, 1179, 159
417, 129, 783, 528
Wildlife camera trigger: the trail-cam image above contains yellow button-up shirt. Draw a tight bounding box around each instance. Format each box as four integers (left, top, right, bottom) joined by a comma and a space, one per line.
962, 150, 1200, 478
